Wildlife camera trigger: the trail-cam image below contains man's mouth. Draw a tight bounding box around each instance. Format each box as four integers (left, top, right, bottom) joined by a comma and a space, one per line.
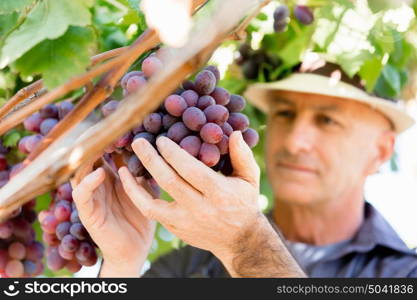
276, 162, 317, 174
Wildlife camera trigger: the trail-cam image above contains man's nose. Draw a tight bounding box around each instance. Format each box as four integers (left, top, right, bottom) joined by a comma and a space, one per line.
283, 118, 316, 155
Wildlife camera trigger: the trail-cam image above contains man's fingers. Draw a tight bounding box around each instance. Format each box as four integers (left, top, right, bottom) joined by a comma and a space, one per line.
155, 136, 222, 194
229, 131, 260, 188
131, 138, 202, 205
119, 167, 178, 223
72, 167, 106, 217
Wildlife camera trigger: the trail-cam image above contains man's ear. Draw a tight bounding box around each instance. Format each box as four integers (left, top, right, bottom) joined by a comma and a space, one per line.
366, 130, 396, 175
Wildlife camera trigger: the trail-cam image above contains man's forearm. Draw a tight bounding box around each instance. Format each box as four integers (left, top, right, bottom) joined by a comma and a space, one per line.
215, 214, 306, 278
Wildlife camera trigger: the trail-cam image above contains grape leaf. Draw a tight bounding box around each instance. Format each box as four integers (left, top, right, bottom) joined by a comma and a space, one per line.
0, 12, 18, 47
3, 129, 21, 147
0, 0, 34, 14
0, 0, 92, 68
358, 57, 384, 92
14, 26, 96, 89
127, 0, 141, 13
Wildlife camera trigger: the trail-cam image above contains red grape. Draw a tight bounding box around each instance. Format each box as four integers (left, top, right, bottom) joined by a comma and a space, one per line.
198, 143, 220, 167
227, 113, 249, 131
24, 113, 43, 133
180, 136, 202, 157
101, 100, 119, 117
164, 95, 187, 117
58, 101, 74, 120
61, 234, 80, 253
197, 95, 216, 110
204, 65, 220, 82
167, 122, 190, 143
40, 104, 59, 119
126, 75, 147, 94
40, 118, 58, 136
243, 128, 259, 148
121, 71, 144, 89
181, 90, 199, 107
216, 135, 229, 155
5, 260, 24, 277
220, 122, 233, 136
210, 87, 230, 105
142, 56, 163, 77
194, 70, 216, 95
294, 5, 314, 25
182, 107, 207, 131
200, 123, 223, 144
144, 113, 162, 134
204, 104, 229, 125
226, 94, 246, 112
162, 114, 179, 130
8, 242, 26, 260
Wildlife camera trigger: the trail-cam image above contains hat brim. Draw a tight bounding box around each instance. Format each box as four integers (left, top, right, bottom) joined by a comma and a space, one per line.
244, 73, 415, 134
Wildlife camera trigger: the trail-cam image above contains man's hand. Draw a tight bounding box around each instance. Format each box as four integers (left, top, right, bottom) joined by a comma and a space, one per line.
119, 131, 304, 277
72, 166, 157, 277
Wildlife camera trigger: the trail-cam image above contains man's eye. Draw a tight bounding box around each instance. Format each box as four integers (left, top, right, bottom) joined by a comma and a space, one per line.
275, 110, 295, 118
317, 114, 337, 126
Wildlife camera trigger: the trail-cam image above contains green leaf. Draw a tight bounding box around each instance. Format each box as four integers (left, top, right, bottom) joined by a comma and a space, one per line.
0, 0, 34, 14
0, 12, 18, 48
336, 50, 373, 78
127, 0, 141, 13
358, 57, 384, 92
3, 129, 21, 147
256, 12, 268, 21
0, 0, 92, 68
382, 64, 401, 95
14, 26, 96, 89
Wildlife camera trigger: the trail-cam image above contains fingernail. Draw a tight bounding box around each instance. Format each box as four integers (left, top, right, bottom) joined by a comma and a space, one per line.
156, 136, 168, 146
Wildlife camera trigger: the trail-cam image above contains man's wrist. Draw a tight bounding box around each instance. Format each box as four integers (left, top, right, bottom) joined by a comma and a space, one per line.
213, 213, 305, 278
99, 256, 144, 278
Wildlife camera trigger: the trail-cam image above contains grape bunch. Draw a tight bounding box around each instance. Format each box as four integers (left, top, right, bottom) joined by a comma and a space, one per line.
273, 5, 290, 33
236, 43, 282, 81
18, 101, 74, 156
102, 54, 259, 177
0, 157, 44, 277
294, 5, 314, 25
39, 183, 98, 272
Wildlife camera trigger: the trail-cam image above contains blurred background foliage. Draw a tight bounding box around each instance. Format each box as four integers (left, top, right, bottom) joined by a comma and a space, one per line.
1, 0, 417, 276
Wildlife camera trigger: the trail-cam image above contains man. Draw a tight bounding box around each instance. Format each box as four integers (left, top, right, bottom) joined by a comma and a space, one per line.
72, 63, 417, 277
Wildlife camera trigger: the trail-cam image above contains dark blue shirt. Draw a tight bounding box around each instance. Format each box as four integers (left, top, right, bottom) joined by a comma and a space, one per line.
143, 203, 417, 277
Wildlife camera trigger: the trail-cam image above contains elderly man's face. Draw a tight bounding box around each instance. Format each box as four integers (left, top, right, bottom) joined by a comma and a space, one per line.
265, 90, 395, 205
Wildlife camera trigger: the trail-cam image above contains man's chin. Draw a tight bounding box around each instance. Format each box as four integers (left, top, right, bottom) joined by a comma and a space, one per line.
274, 183, 318, 205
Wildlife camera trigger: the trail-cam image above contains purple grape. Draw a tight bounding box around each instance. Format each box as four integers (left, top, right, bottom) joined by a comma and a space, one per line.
194, 70, 216, 95
25, 134, 43, 153
181, 90, 199, 107
114, 132, 133, 148
204, 104, 229, 125
23, 260, 37, 276
144, 113, 162, 134
134, 132, 156, 145
101, 100, 119, 117
182, 107, 207, 131
121, 71, 144, 89
40, 104, 59, 119
43, 232, 59, 246
8, 242, 26, 260
132, 124, 145, 134
0, 220, 13, 239
164, 95, 187, 117
180, 136, 202, 157
226, 94, 246, 112
162, 114, 179, 130
273, 20, 287, 33
197, 95, 216, 110
200, 123, 223, 144
221, 155, 233, 176
204, 65, 220, 82
126, 75, 147, 93
54, 201, 72, 222
57, 183, 73, 201
5, 260, 24, 277
40, 118, 58, 135
227, 113, 249, 131
24, 113, 43, 133
127, 155, 145, 177
61, 234, 80, 252
221, 122, 233, 136
58, 244, 74, 260
26, 241, 44, 261
47, 247, 66, 271
210, 87, 230, 105
294, 5, 314, 25
142, 56, 163, 77
58, 101, 74, 120
216, 135, 229, 155
18, 136, 30, 154
55, 222, 71, 240
0, 249, 8, 270
167, 122, 191, 143
274, 5, 289, 23
242, 128, 259, 148
69, 223, 88, 240
75, 242, 96, 263
198, 143, 220, 167
41, 215, 59, 234
70, 210, 80, 223
182, 80, 195, 90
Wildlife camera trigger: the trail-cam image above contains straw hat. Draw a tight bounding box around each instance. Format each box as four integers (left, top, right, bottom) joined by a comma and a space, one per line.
244, 63, 414, 133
